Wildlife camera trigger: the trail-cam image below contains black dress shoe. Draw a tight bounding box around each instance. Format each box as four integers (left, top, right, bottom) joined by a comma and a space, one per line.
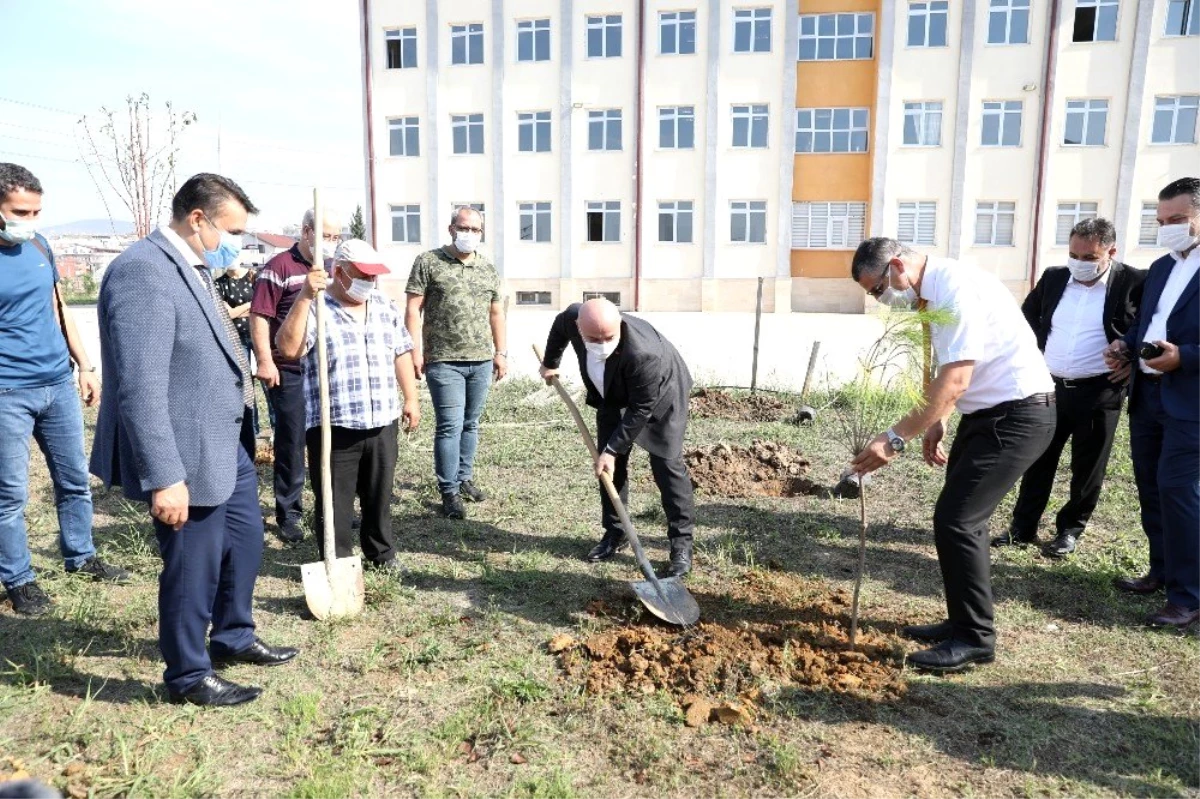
459, 480, 487, 503
441, 493, 465, 519
7, 581, 52, 616
168, 674, 262, 707
906, 639, 995, 673
211, 638, 299, 667
661, 538, 692, 577
1044, 534, 1077, 558
586, 532, 628, 562
68, 556, 132, 584
901, 619, 953, 643
278, 523, 304, 544
991, 529, 1036, 548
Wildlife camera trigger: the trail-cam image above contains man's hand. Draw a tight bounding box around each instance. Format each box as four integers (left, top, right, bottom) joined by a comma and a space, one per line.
849, 432, 896, 476
256, 359, 280, 389
595, 451, 616, 479
402, 398, 421, 432
1103, 339, 1130, 371
539, 365, 559, 386
1145, 340, 1181, 373
151, 481, 190, 531
493, 353, 508, 382
412, 350, 424, 379
78, 371, 101, 407
300, 267, 327, 300
923, 419, 949, 467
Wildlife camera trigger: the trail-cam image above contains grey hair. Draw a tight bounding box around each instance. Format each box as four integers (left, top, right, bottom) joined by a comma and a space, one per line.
1159, 177, 1200, 212
1070, 217, 1117, 248
450, 205, 483, 228
851, 237, 914, 281
302, 207, 345, 232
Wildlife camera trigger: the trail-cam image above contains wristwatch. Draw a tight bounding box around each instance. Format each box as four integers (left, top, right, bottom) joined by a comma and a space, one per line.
885, 428, 906, 454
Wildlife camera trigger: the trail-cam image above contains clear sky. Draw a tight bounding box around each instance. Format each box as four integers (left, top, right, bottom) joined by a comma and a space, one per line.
1, 0, 365, 231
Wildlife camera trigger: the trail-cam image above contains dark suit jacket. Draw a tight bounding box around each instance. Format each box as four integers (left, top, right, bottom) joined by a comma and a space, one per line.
90, 229, 251, 506
1122, 252, 1200, 422
543, 304, 692, 459
1021, 261, 1146, 352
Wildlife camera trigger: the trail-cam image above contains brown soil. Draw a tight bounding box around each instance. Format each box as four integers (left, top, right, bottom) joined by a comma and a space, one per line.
684, 440, 825, 498
689, 389, 788, 422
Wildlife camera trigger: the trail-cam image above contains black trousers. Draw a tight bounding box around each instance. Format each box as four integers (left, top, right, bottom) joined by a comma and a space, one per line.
306, 421, 399, 565
1010, 376, 1123, 540
934, 401, 1056, 648
269, 369, 307, 527
597, 407, 695, 542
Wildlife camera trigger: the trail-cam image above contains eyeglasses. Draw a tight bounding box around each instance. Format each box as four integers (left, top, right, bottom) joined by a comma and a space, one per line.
866, 265, 891, 299
454, 225, 483, 235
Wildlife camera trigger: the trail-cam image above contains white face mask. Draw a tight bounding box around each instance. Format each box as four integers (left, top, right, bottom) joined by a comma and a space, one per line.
585, 339, 619, 360
1066, 257, 1106, 283
876, 266, 918, 310
1157, 222, 1199, 254
0, 214, 37, 245
339, 270, 374, 303
454, 230, 481, 254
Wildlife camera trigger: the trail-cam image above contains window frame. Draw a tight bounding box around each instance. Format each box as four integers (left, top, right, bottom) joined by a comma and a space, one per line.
389, 204, 422, 244
798, 12, 875, 60
897, 201, 937, 246
659, 10, 698, 55
974, 200, 1017, 247
907, 1, 949, 48
1165, 0, 1200, 37
1054, 201, 1099, 246
516, 18, 552, 63
1151, 95, 1200, 145
516, 291, 552, 306
730, 200, 768, 244
517, 110, 552, 153
731, 104, 769, 148
1138, 201, 1159, 246
986, 0, 1031, 45
733, 7, 773, 53
795, 107, 870, 154
586, 14, 623, 58
384, 27, 418, 69
518, 201, 553, 243
981, 100, 1024, 147
1063, 98, 1110, 147
449, 22, 485, 65
657, 200, 695, 244
1072, 0, 1119, 43
790, 202, 867, 250
658, 106, 696, 150
902, 101, 944, 146
450, 113, 485, 155
587, 109, 623, 152
387, 116, 420, 157
585, 201, 621, 243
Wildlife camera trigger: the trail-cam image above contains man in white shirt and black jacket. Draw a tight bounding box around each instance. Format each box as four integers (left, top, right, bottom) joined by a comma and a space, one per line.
849, 238, 1056, 672
997, 218, 1145, 557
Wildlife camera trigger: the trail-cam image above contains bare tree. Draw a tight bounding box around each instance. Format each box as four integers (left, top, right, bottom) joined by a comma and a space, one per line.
76, 93, 196, 238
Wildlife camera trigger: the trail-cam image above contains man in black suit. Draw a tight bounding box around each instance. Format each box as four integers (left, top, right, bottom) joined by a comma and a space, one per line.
996, 218, 1145, 557
539, 299, 696, 576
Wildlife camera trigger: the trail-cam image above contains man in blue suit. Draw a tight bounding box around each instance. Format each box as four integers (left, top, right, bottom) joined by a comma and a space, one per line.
1104, 177, 1200, 629
91, 174, 298, 706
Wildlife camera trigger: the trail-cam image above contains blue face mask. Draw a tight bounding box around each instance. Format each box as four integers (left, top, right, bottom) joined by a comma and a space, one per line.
201, 215, 242, 270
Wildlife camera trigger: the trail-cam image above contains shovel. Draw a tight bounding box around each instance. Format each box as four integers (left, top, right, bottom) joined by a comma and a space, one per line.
301, 191, 365, 619
534, 346, 700, 627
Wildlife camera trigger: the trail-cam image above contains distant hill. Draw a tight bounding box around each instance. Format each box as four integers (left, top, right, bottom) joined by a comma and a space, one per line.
41, 219, 135, 236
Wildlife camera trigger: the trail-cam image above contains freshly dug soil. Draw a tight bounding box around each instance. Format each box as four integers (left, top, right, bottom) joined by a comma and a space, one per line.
684, 440, 824, 498
689, 389, 788, 423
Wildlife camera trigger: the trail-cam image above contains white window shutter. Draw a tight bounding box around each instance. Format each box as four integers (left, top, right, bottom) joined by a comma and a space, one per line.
898, 202, 916, 243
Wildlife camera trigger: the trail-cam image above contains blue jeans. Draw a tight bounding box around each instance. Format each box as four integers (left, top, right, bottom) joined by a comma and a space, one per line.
0, 377, 95, 589
425, 361, 492, 496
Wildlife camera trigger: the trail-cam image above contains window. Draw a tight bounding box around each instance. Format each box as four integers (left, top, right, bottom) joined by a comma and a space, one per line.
798, 13, 874, 60
731, 201, 768, 243
898, 202, 937, 245
588, 109, 622, 151
795, 108, 869, 153
908, 1, 949, 47
517, 19, 551, 62
586, 201, 620, 242
791, 202, 867, 249
903, 101, 943, 146
1152, 95, 1199, 144
982, 100, 1023, 146
582, 291, 621, 304
518, 111, 551, 153
1166, 0, 1199, 36
1064, 99, 1109, 146
390, 204, 421, 243
587, 15, 622, 57
1055, 202, 1099, 245
1138, 202, 1159, 245
1072, 0, 1118, 42
974, 201, 1016, 246
732, 104, 769, 148
388, 117, 419, 157
518, 202, 552, 242
659, 106, 695, 149
385, 28, 418, 69
451, 113, 484, 154
734, 8, 772, 52
660, 10, 697, 54
988, 0, 1030, 44
658, 201, 694, 243
450, 23, 484, 64
516, 291, 552, 305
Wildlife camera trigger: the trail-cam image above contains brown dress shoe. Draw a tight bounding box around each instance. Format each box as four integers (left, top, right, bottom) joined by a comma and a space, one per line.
1114, 574, 1164, 594
1146, 603, 1200, 628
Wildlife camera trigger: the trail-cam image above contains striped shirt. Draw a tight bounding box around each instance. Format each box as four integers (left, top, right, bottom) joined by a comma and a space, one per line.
251, 244, 311, 373
301, 290, 414, 431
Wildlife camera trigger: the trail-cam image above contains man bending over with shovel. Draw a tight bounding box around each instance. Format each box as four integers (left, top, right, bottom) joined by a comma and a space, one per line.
539, 299, 696, 577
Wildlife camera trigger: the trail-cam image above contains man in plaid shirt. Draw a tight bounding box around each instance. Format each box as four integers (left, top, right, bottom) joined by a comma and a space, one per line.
275, 239, 420, 572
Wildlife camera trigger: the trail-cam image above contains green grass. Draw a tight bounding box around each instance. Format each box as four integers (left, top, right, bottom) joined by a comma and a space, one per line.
0, 378, 1195, 798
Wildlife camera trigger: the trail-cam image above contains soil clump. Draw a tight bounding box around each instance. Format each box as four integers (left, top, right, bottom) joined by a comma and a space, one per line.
690, 389, 788, 423
685, 440, 825, 498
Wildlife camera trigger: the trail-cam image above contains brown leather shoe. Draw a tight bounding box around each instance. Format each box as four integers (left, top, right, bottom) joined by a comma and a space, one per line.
1114, 574, 1164, 594
1145, 603, 1200, 628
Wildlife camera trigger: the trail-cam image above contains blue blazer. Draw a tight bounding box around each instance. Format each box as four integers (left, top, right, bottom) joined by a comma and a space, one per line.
89, 229, 251, 506
1123, 252, 1200, 423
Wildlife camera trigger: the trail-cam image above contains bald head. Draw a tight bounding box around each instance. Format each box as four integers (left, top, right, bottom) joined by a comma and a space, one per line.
577, 299, 621, 343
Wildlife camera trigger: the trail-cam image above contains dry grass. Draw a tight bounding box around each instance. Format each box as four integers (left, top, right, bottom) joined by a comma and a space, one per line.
0, 379, 1196, 798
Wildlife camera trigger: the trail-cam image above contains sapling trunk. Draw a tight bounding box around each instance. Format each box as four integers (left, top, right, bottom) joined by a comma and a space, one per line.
849, 481, 867, 649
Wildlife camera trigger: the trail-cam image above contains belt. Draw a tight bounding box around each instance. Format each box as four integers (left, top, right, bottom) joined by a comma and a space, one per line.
974, 392, 1056, 416
1052, 373, 1115, 389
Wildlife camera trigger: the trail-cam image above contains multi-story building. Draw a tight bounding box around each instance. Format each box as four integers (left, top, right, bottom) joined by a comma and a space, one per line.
358, 0, 1199, 313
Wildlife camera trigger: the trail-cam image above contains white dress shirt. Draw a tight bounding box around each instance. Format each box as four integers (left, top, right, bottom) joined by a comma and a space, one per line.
586, 351, 607, 398
160, 226, 204, 271
920, 257, 1055, 414
1043, 267, 1111, 379
1141, 247, 1200, 374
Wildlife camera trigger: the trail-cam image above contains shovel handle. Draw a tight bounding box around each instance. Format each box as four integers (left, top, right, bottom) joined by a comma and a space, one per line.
313, 191, 336, 572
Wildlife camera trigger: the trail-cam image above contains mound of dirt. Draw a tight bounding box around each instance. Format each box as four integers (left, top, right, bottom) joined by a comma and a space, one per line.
684, 440, 824, 498
690, 389, 788, 422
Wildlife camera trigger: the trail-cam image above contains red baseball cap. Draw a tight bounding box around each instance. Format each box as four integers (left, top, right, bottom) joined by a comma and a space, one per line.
333, 239, 390, 276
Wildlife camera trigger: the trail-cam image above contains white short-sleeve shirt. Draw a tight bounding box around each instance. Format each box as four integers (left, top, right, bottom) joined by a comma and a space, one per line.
920, 257, 1054, 413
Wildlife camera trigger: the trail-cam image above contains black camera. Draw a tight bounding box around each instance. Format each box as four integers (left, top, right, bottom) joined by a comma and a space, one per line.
1138, 342, 1165, 360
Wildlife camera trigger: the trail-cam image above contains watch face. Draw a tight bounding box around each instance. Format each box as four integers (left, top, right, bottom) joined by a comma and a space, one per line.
889, 435, 905, 452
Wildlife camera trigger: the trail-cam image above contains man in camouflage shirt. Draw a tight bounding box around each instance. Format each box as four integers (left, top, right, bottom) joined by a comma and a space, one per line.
405, 207, 507, 519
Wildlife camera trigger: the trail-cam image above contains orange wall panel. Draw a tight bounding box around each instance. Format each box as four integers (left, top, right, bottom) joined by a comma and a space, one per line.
797, 0, 877, 13
793, 154, 872, 200
790, 250, 854, 279
796, 62, 877, 107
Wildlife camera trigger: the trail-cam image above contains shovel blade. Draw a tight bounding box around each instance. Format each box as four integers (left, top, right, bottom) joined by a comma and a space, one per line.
631, 576, 700, 626
301, 556, 365, 620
